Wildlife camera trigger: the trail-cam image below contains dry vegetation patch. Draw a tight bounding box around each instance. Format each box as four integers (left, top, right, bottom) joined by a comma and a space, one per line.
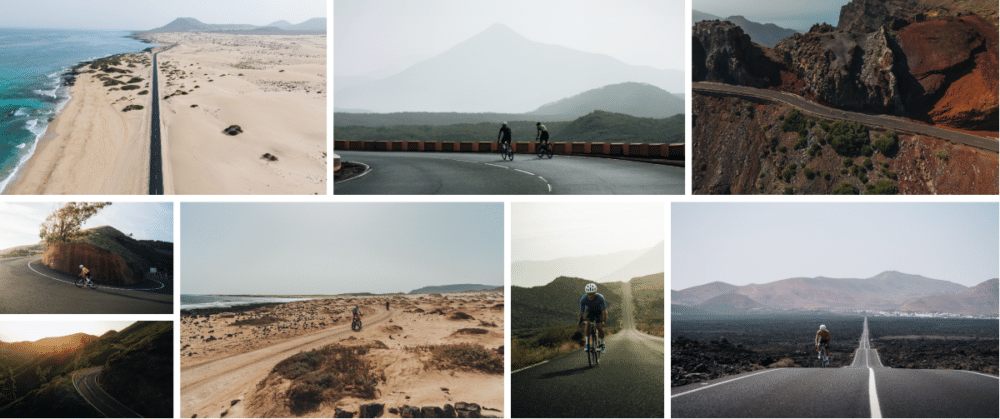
410, 344, 503, 374
270, 343, 387, 414
232, 316, 285, 327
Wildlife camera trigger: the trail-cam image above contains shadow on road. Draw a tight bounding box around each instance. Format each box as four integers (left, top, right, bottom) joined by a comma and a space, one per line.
89, 288, 172, 305
538, 364, 592, 379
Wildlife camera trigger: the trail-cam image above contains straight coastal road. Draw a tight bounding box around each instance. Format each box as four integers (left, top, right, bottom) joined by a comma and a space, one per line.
148, 48, 163, 195
334, 151, 684, 195
73, 367, 142, 418
693, 82, 999, 153
512, 281, 665, 417
181, 307, 393, 418
671, 317, 999, 417
0, 256, 171, 314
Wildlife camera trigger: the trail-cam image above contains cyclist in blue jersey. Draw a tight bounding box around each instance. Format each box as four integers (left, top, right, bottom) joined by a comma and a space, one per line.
578, 283, 608, 353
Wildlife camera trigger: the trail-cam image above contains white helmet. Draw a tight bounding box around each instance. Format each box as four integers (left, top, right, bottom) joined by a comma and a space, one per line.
820, 324, 827, 330
79, 265, 84, 268
585, 283, 597, 293
502, 121, 507, 126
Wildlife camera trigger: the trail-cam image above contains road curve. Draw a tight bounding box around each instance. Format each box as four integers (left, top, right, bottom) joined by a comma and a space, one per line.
0, 257, 172, 314
181, 307, 393, 418
693, 82, 999, 153
334, 151, 684, 195
512, 280, 665, 417
73, 367, 142, 418
148, 48, 164, 195
671, 317, 999, 417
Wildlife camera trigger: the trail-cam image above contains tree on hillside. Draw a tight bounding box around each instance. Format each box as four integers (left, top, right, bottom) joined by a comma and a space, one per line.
39, 202, 112, 244
0, 366, 16, 406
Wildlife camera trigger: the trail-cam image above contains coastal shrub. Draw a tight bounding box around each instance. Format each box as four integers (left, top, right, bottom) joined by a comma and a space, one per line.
429, 343, 503, 374
768, 136, 778, 150
804, 167, 816, 179
121, 105, 143, 112
232, 316, 285, 326
783, 186, 794, 195
881, 168, 897, 180
857, 173, 869, 184
121, 85, 140, 91
934, 150, 949, 161
840, 168, 848, 174
863, 157, 873, 169
127, 77, 143, 83
832, 182, 859, 195
759, 172, 765, 178
780, 108, 807, 136
103, 79, 124, 86
873, 130, 898, 156
809, 142, 821, 156
137, 90, 149, 95
843, 157, 854, 167
823, 172, 831, 180
782, 167, 795, 182
699, 162, 707, 171
744, 104, 754, 118
778, 145, 787, 153
819, 120, 831, 132
865, 179, 899, 195
793, 137, 807, 150
191, 104, 198, 108
275, 344, 385, 414
827, 120, 870, 157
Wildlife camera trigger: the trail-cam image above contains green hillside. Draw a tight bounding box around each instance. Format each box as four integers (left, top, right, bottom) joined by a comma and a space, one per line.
77, 226, 173, 276
630, 273, 665, 335
512, 276, 624, 331
529, 82, 684, 118
556, 110, 684, 144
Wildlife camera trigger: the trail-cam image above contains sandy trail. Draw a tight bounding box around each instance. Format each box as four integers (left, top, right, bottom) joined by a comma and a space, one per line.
182, 307, 392, 418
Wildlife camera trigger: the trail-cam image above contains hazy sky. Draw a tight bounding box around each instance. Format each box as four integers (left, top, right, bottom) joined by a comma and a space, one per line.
512, 202, 664, 262
335, 0, 685, 77
672, 203, 999, 290
0, 202, 173, 251
0, 0, 325, 30
694, 0, 851, 31
0, 321, 134, 342
182, 203, 503, 295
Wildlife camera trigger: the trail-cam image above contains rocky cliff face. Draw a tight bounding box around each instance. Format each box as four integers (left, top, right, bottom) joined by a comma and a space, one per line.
692, 94, 998, 194
838, 0, 922, 33
42, 242, 139, 286
692, 21, 778, 88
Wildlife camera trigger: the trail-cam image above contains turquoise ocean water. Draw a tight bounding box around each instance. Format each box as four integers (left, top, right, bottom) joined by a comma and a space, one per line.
0, 28, 155, 192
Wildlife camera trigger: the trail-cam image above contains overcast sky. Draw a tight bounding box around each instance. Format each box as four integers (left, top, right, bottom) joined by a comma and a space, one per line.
0, 321, 134, 342
694, 0, 851, 31
672, 203, 999, 290
335, 0, 685, 77
0, 0, 325, 30
512, 202, 664, 262
0, 202, 173, 251
181, 202, 503, 295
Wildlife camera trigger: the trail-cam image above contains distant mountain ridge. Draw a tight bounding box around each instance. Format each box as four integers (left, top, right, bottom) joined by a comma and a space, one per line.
672, 271, 991, 315
0, 333, 97, 360
899, 278, 999, 316
335, 23, 683, 113
513, 241, 664, 288
692, 10, 801, 47
409, 284, 501, 294
528, 82, 684, 118
140, 17, 326, 34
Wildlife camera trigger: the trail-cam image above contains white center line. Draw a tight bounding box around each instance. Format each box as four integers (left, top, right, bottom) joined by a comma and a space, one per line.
484, 163, 508, 169
869, 367, 883, 418
515, 169, 535, 176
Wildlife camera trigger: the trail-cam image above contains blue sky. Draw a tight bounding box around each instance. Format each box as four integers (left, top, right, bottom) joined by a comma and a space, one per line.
181, 202, 503, 295
0, 0, 325, 30
694, 0, 851, 31
0, 321, 134, 342
673, 203, 999, 290
0, 202, 173, 251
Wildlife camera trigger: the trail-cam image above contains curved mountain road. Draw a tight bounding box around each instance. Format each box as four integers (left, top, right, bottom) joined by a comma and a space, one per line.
334, 151, 684, 195
181, 307, 394, 418
693, 82, 998, 153
671, 317, 999, 417
73, 367, 142, 418
0, 256, 171, 314
512, 280, 665, 417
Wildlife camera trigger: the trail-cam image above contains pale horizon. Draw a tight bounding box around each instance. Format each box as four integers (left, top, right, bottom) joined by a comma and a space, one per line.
0, 321, 135, 343
672, 203, 1000, 290
0, 202, 173, 251
694, 0, 851, 32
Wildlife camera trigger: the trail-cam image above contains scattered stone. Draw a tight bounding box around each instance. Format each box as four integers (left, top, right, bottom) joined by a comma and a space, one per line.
230, 399, 240, 406
334, 407, 354, 418
422, 406, 445, 418
443, 404, 457, 418
400, 405, 422, 418
223, 125, 243, 136
359, 403, 384, 418
261, 153, 278, 161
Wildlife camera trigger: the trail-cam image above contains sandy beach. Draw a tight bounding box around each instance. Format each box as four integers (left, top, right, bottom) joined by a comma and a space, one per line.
5, 52, 154, 194
152, 33, 326, 194
181, 293, 504, 418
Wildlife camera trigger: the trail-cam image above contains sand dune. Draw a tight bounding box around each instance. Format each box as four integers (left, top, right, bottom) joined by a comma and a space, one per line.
152, 33, 326, 194
181, 293, 504, 418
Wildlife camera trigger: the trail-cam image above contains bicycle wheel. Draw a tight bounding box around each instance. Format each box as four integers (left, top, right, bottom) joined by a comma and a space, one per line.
545, 144, 553, 158
75, 278, 84, 288
536, 144, 544, 158
508, 147, 514, 161
88, 280, 97, 290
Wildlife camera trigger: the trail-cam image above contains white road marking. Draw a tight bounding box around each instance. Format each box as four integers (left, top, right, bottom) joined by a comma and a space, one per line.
547, 183, 552, 193
957, 370, 1000, 379
512, 360, 549, 374
671, 369, 782, 398
484, 163, 508, 169
28, 258, 165, 291
869, 367, 883, 418
515, 169, 535, 176
334, 161, 371, 183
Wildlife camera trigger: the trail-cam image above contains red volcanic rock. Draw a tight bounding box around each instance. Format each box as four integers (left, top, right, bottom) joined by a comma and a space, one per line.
42, 242, 139, 286
896, 15, 998, 130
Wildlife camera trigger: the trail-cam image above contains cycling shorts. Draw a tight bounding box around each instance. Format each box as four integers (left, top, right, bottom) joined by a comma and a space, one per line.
500, 138, 511, 144
539, 131, 549, 142
584, 310, 604, 324
818, 339, 830, 348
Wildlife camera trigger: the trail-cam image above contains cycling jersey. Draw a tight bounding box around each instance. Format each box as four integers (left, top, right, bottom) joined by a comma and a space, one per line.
80, 267, 90, 278
580, 293, 607, 315
498, 126, 512, 142
816, 329, 831, 343
536, 124, 549, 141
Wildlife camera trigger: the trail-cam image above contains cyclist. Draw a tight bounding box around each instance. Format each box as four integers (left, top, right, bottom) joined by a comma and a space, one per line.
578, 283, 608, 353
535, 122, 549, 151
78, 264, 92, 285
386, 301, 390, 311
352, 304, 361, 322
815, 324, 831, 359
497, 122, 512, 153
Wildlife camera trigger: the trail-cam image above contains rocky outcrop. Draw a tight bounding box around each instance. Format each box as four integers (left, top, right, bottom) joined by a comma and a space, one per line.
838, 0, 922, 33
692, 21, 778, 88
42, 242, 139, 286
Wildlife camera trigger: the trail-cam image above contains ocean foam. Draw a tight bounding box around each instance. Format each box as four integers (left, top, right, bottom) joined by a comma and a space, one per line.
13, 108, 27, 117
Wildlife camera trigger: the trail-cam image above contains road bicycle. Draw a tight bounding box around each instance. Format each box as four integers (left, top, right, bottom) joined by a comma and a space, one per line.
351, 316, 362, 331
583, 318, 601, 368
500, 141, 514, 161
535, 141, 553, 159
76, 275, 97, 290
817, 343, 830, 367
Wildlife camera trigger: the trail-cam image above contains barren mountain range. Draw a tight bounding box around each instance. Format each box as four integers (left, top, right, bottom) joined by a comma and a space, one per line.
673, 271, 998, 316
513, 241, 664, 288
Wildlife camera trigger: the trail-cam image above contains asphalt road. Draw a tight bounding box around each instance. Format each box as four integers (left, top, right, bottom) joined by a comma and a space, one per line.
512, 281, 665, 417
148, 48, 164, 195
671, 317, 999, 418
0, 256, 172, 314
73, 367, 142, 418
334, 151, 684, 195
693, 82, 999, 153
